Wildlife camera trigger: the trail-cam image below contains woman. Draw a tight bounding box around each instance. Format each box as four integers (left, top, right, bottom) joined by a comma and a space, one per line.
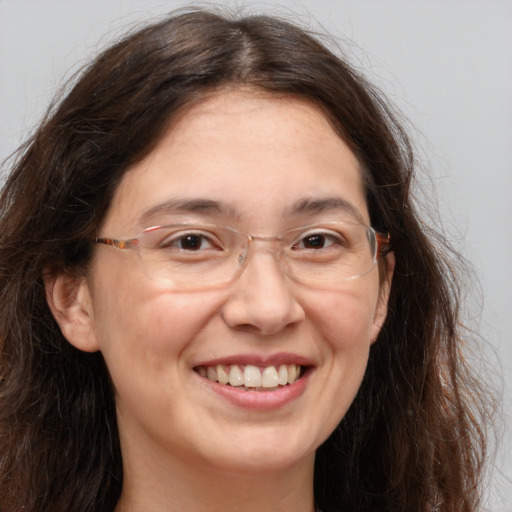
0, 8, 489, 512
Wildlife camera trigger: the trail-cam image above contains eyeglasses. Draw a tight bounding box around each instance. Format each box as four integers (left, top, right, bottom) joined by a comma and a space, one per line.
95, 221, 390, 290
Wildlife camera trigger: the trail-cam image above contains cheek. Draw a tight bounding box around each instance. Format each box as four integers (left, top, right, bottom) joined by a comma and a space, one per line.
297, 283, 380, 438
306, 281, 381, 353
88, 262, 224, 383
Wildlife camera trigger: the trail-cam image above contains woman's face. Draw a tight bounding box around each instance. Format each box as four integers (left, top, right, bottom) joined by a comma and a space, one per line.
59, 89, 392, 476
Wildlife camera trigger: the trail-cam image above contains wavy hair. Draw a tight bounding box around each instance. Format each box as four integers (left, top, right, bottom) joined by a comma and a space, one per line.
0, 8, 490, 511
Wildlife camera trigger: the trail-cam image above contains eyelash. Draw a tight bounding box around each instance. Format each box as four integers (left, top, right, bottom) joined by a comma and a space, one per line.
293, 232, 345, 250
156, 229, 347, 253
160, 232, 222, 251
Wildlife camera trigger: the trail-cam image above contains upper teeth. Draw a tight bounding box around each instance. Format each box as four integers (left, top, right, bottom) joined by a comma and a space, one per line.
196, 364, 301, 388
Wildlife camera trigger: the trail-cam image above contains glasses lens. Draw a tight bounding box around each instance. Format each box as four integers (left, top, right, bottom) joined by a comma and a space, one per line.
138, 224, 244, 288
283, 223, 377, 283
135, 222, 378, 289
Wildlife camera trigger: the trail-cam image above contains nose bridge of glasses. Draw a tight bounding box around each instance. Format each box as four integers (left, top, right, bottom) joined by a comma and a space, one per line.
247, 233, 287, 257
236, 233, 286, 269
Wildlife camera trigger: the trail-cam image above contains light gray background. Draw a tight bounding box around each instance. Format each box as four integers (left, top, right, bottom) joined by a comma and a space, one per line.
1, 0, 511, 509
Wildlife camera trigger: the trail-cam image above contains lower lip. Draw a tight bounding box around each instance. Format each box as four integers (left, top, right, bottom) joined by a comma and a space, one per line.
198, 369, 312, 411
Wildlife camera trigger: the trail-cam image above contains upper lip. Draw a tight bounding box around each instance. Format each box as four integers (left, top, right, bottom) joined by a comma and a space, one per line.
193, 352, 315, 368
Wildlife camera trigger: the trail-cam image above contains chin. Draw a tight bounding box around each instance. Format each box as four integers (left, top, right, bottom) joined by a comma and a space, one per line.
201, 428, 317, 476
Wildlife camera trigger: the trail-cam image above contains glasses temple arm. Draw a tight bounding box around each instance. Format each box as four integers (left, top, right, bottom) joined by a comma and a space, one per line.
376, 232, 391, 256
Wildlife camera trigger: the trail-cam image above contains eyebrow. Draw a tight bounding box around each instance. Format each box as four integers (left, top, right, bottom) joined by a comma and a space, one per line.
285, 196, 366, 224
139, 198, 238, 226
138, 195, 365, 227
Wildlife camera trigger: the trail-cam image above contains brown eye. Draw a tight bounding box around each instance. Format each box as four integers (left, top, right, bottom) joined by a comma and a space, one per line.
177, 234, 206, 250
159, 232, 221, 252
294, 232, 342, 250
301, 234, 327, 249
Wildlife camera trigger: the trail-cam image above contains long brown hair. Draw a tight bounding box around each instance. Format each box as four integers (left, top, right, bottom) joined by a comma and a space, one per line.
0, 8, 490, 511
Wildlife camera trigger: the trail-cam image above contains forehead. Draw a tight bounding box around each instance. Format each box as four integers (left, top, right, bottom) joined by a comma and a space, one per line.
101, 89, 368, 233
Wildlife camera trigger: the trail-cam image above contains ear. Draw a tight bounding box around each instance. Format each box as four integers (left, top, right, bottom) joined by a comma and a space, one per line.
44, 271, 99, 352
370, 252, 395, 343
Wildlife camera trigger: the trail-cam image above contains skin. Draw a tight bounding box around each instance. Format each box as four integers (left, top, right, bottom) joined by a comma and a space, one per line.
46, 88, 394, 512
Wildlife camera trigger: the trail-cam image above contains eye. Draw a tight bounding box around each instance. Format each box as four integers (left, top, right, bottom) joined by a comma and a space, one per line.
159, 231, 222, 252
293, 230, 345, 250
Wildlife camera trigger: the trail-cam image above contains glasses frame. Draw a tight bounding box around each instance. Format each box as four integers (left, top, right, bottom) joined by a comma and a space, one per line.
95, 222, 391, 287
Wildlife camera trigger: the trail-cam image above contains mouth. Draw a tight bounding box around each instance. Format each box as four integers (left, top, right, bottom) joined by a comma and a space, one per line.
194, 363, 305, 391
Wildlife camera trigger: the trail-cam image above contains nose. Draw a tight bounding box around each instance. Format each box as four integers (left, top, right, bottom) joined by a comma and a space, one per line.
221, 249, 305, 336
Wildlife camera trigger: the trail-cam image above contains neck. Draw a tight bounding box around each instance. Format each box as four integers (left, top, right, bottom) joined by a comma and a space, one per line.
115, 435, 316, 512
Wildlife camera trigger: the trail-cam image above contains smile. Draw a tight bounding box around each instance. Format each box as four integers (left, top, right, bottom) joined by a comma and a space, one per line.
194, 363, 303, 390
